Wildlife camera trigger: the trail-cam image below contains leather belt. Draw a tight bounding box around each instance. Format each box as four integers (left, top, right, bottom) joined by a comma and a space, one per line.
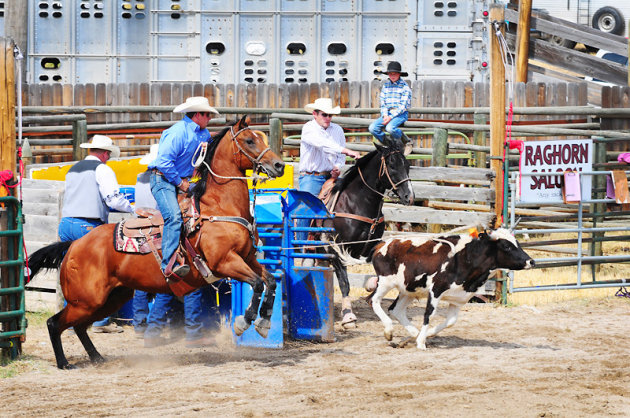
151, 168, 164, 176
75, 217, 102, 223
300, 171, 331, 176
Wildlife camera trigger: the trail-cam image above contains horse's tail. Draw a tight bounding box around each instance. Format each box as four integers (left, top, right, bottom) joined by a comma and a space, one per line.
329, 241, 369, 267
27, 241, 73, 278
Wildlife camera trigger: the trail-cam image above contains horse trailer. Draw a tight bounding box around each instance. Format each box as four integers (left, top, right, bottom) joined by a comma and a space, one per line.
21, 0, 496, 85
531, 0, 630, 47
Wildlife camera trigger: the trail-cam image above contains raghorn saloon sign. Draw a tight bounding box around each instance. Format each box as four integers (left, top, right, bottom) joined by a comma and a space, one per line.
518, 139, 593, 203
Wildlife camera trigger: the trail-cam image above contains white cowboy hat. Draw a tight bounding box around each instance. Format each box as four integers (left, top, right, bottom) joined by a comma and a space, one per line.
173, 96, 219, 115
304, 98, 341, 115
80, 135, 120, 159
139, 143, 159, 165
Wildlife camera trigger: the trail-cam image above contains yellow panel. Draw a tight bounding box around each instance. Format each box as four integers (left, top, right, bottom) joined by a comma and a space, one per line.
30, 159, 294, 190
106, 158, 146, 185
30, 164, 72, 181
247, 164, 293, 190
30, 158, 147, 185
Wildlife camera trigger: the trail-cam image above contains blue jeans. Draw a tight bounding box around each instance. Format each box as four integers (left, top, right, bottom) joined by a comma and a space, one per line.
58, 217, 102, 241
144, 289, 203, 340
58, 217, 112, 326
369, 111, 409, 142
297, 174, 328, 242
132, 290, 152, 332
150, 173, 182, 272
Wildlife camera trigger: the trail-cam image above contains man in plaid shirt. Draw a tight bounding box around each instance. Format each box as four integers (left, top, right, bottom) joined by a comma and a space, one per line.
369, 61, 413, 154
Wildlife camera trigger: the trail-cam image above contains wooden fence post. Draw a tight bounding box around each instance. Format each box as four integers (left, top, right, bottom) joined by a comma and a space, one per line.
490, 5, 506, 228
473, 112, 487, 168
0, 38, 16, 173
72, 118, 88, 161
431, 128, 448, 167
428, 128, 449, 234
515, 0, 532, 83
268, 117, 283, 157
490, 6, 507, 303
590, 141, 606, 276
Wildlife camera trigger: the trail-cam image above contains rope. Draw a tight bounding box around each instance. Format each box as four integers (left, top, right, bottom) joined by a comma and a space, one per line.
13, 45, 29, 283
285, 224, 482, 252
191, 142, 207, 168
492, 20, 516, 226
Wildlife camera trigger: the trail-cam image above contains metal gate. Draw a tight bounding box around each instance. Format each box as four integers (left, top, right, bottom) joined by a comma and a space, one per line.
507, 168, 630, 295
0, 196, 26, 360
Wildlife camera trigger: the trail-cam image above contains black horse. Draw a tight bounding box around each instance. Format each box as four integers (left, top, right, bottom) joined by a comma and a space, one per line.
321, 136, 414, 328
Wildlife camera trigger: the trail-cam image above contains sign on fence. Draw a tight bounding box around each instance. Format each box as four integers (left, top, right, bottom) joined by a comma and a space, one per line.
518, 139, 593, 203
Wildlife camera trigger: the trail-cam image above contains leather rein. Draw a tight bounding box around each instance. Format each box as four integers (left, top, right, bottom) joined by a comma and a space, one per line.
194, 125, 273, 243
333, 150, 410, 231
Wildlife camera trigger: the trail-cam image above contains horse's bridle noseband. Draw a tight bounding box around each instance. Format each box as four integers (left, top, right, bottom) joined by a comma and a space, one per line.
358, 150, 411, 198
230, 126, 273, 177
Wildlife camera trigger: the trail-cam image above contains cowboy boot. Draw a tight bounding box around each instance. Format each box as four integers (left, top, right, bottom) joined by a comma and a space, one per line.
400, 132, 413, 155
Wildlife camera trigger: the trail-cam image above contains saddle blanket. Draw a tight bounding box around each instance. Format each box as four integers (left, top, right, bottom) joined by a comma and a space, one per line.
114, 220, 162, 254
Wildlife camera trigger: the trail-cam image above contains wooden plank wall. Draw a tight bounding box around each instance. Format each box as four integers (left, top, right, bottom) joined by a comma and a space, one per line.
601, 86, 630, 153
20, 80, 603, 164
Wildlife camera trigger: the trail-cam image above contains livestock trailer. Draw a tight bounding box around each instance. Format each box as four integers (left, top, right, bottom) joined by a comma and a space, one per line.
15, 0, 497, 85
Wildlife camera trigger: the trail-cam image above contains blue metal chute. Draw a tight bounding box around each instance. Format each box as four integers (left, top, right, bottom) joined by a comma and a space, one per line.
231, 188, 337, 347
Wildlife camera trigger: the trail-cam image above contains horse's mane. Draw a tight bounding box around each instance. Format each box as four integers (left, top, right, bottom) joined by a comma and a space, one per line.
331, 149, 379, 194
192, 122, 234, 201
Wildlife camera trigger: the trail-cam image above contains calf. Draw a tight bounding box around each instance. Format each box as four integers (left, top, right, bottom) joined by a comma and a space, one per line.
367, 228, 534, 349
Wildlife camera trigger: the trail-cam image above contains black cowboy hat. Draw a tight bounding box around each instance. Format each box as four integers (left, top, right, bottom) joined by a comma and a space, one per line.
378, 61, 408, 77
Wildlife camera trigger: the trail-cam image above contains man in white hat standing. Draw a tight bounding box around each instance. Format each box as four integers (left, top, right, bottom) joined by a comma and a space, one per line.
299, 97, 360, 199
148, 97, 218, 281
369, 61, 413, 154
58, 134, 135, 333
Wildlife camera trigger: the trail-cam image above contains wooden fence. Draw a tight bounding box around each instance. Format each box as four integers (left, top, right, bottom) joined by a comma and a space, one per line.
20, 79, 619, 165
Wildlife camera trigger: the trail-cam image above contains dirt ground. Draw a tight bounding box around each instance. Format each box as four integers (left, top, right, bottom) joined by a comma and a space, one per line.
2, 295, 630, 417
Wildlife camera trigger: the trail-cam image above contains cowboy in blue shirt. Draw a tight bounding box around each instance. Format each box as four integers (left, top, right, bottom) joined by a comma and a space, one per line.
369, 61, 413, 154
148, 97, 219, 279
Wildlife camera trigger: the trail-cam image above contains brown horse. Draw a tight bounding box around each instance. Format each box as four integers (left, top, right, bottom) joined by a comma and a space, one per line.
28, 116, 285, 369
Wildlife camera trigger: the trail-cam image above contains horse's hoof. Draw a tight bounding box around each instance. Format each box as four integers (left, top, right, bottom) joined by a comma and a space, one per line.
254, 318, 271, 338
398, 336, 416, 348
233, 316, 250, 336
384, 329, 393, 341
59, 363, 77, 370
341, 312, 357, 329
91, 355, 106, 365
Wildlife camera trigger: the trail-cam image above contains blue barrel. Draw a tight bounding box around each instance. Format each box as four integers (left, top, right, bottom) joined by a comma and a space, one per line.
287, 267, 335, 342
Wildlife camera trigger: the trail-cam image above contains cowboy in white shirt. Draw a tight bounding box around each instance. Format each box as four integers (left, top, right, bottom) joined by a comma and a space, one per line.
298, 97, 360, 198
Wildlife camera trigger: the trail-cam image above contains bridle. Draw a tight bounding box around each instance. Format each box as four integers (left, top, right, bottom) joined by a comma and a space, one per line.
230, 126, 274, 177
357, 149, 411, 198
198, 125, 273, 181
330, 148, 411, 255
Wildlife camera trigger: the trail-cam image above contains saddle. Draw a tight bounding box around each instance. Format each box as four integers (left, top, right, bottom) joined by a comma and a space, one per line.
114, 197, 216, 292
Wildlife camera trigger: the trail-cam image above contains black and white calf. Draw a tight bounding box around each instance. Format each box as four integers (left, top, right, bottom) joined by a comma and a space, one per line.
366, 228, 534, 349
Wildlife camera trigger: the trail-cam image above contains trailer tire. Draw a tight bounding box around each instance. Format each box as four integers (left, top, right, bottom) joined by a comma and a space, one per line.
592, 7, 625, 36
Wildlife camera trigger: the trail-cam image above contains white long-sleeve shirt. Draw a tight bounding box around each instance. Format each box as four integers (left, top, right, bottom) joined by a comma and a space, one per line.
299, 119, 346, 172
91, 156, 134, 214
